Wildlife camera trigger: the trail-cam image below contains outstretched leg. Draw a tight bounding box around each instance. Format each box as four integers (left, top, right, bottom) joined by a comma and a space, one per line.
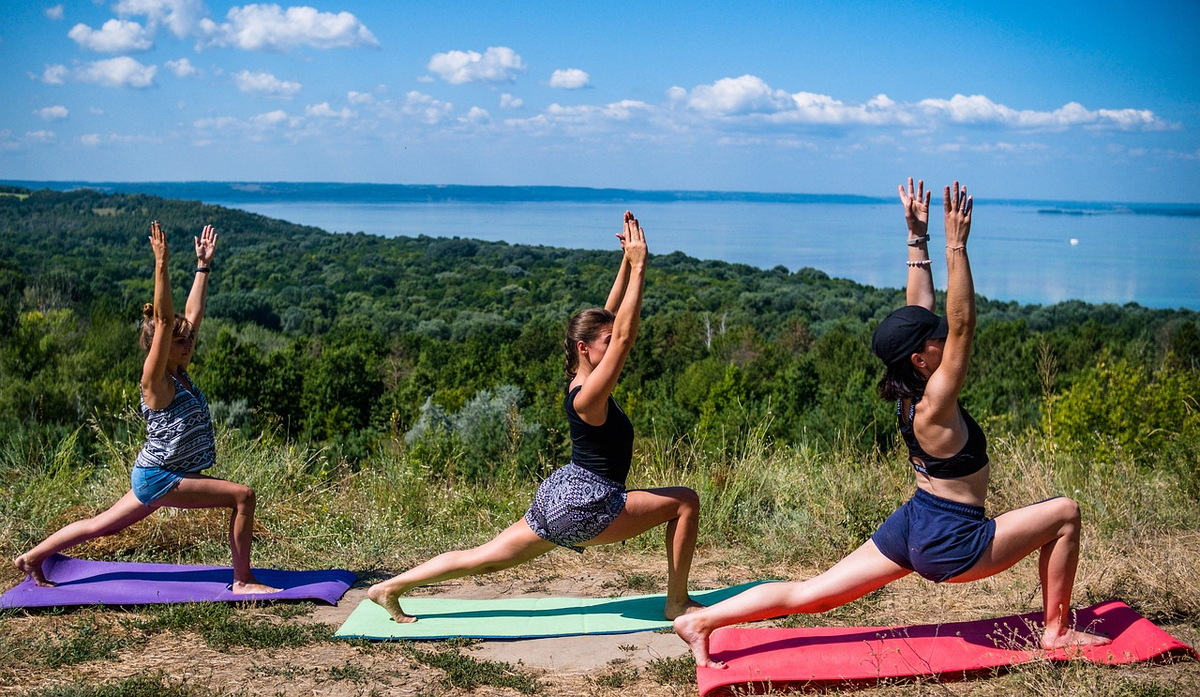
14, 491, 155, 586
950, 496, 1109, 648
675, 540, 910, 668
367, 520, 557, 623
155, 474, 279, 594
582, 486, 701, 619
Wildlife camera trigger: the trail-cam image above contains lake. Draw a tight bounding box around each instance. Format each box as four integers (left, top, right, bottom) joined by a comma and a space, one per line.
212, 198, 1200, 311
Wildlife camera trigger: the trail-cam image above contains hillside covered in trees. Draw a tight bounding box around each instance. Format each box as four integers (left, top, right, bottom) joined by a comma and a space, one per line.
1, 185, 1197, 485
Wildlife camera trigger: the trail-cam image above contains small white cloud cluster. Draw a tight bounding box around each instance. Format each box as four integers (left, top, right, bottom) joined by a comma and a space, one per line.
35, 106, 69, 121
234, 70, 302, 97
427, 46, 526, 84
199, 4, 379, 50
69, 19, 154, 53
548, 68, 589, 90
165, 58, 197, 77
918, 94, 1168, 131
663, 75, 1171, 133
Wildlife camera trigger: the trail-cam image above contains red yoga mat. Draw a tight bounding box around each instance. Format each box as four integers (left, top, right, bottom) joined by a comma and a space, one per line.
697, 600, 1197, 696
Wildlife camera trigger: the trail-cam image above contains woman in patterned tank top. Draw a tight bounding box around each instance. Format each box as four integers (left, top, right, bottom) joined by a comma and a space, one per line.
368, 211, 703, 623
14, 221, 279, 594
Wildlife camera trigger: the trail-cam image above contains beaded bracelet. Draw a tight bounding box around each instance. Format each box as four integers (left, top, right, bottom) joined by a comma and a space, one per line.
906, 259, 932, 268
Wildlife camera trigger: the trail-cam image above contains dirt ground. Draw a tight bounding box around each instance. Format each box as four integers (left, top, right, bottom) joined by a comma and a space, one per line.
3, 548, 1198, 696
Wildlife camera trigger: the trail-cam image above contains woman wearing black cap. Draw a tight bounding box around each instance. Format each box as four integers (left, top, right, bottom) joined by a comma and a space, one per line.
674, 179, 1109, 668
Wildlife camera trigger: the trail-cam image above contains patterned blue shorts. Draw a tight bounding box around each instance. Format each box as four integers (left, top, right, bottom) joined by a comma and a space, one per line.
524, 463, 627, 553
871, 487, 996, 583
131, 466, 185, 506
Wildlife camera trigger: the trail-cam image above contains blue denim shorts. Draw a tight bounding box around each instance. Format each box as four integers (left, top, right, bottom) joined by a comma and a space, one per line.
131, 466, 185, 506
524, 463, 627, 553
871, 487, 996, 583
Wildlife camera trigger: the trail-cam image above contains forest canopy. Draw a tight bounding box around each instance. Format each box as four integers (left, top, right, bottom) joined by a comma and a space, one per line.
1, 186, 1197, 480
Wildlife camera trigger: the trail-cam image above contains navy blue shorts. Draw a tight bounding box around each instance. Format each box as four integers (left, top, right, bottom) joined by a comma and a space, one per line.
524, 463, 627, 553
871, 487, 996, 583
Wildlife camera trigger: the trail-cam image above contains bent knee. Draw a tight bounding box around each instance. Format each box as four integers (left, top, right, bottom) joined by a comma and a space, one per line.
677, 487, 700, 512
233, 486, 257, 509
1049, 496, 1081, 525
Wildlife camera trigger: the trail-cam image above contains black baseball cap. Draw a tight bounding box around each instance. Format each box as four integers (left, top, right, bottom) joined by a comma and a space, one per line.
871, 306, 949, 366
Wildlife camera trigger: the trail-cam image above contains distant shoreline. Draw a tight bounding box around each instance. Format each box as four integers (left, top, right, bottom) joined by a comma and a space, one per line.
3, 180, 1198, 217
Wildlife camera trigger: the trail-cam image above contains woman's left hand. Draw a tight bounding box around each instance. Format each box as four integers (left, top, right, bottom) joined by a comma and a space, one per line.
195, 225, 218, 266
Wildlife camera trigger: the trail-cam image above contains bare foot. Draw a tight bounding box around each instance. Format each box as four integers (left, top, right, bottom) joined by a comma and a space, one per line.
367, 582, 417, 623
1042, 626, 1111, 649
14, 555, 54, 587
231, 579, 282, 595
665, 597, 706, 620
673, 612, 726, 669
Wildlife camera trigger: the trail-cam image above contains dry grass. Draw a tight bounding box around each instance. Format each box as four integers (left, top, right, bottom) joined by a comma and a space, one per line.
2, 423, 1198, 696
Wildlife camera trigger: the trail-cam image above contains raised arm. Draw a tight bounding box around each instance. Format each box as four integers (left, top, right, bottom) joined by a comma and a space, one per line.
573, 212, 647, 423
899, 177, 935, 311
922, 182, 975, 416
142, 222, 175, 407
185, 224, 217, 334
603, 212, 636, 313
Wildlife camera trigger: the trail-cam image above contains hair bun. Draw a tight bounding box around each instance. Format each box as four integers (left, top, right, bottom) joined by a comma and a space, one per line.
142, 303, 155, 319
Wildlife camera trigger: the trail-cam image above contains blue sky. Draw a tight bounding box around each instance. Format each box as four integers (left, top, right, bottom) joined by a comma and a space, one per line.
1, 0, 1197, 202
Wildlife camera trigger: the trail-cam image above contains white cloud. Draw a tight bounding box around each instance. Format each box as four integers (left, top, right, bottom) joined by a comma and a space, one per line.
40, 64, 69, 85
252, 109, 290, 127
917, 94, 1173, 131
45, 5, 64, 20
499, 93, 523, 109
463, 106, 490, 123
234, 69, 301, 97
306, 102, 354, 119
165, 58, 197, 77
680, 75, 793, 115
26, 130, 57, 142
347, 91, 373, 105
427, 46, 525, 85
201, 4, 378, 50
403, 91, 453, 124
35, 106, 69, 120
79, 132, 161, 146
549, 68, 589, 89
76, 57, 157, 88
115, 0, 208, 39
69, 19, 153, 52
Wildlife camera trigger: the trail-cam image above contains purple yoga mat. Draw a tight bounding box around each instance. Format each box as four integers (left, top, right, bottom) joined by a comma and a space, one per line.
1, 554, 356, 608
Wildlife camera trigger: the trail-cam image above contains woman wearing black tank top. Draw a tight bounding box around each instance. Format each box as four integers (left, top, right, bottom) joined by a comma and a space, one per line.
675, 180, 1109, 668
369, 211, 703, 623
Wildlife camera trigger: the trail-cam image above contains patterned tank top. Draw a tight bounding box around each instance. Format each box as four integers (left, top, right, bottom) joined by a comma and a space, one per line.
134, 371, 216, 473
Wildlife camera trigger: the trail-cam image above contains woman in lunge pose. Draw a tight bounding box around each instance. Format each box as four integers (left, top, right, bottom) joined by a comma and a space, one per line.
14, 222, 278, 594
368, 211, 702, 622
674, 179, 1109, 667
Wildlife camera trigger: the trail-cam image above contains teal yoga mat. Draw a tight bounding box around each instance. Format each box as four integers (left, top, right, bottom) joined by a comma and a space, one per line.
335, 582, 766, 640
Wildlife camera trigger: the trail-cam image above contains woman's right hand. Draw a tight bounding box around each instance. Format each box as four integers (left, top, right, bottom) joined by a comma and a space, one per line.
943, 181, 972, 248
149, 221, 169, 261
617, 210, 647, 266
899, 177, 930, 239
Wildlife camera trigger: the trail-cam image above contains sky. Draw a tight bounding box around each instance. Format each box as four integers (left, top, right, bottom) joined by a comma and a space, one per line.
1, 0, 1198, 202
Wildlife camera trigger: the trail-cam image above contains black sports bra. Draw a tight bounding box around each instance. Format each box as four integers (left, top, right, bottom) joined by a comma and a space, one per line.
897, 398, 989, 479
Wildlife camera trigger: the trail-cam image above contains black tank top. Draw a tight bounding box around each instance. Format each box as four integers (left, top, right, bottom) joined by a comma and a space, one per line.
897, 398, 989, 479
565, 385, 634, 485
